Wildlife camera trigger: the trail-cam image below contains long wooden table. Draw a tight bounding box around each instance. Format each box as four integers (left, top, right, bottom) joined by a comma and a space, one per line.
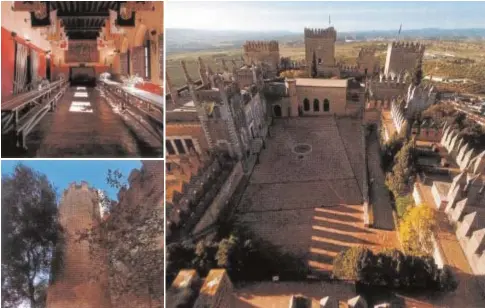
2, 79, 68, 149
98, 79, 164, 138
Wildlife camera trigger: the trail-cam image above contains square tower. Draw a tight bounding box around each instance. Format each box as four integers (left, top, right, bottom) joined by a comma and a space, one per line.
384, 41, 425, 75
243, 40, 280, 77
304, 27, 337, 75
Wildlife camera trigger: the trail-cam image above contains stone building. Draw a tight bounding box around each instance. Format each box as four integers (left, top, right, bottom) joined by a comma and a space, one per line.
424, 125, 485, 291
166, 58, 269, 161
384, 41, 425, 76
356, 47, 380, 76
304, 27, 340, 77
243, 40, 280, 78
276, 78, 364, 118
47, 162, 165, 308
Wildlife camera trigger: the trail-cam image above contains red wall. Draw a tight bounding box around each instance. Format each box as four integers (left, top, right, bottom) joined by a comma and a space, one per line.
1, 26, 48, 101
2, 27, 16, 100
135, 82, 163, 95
38, 52, 46, 78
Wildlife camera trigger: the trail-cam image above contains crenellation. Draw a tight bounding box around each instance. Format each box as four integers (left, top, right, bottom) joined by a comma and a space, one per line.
304, 27, 337, 39
391, 41, 426, 53
243, 40, 279, 52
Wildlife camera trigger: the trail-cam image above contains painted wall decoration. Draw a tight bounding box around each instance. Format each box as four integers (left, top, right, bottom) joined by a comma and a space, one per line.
65, 40, 99, 63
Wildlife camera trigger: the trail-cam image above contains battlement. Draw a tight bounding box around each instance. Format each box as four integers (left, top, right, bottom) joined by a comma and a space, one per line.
243, 40, 279, 52
370, 79, 407, 88
339, 64, 359, 72
304, 27, 337, 39
62, 181, 98, 198
389, 41, 425, 54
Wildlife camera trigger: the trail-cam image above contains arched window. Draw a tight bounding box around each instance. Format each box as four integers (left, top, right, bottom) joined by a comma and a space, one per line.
303, 98, 310, 111
324, 99, 330, 112
313, 99, 320, 111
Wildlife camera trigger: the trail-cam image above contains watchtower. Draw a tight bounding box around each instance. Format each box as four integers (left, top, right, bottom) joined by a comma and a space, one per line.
304, 27, 337, 75
384, 41, 425, 75
242, 40, 280, 77
47, 182, 111, 308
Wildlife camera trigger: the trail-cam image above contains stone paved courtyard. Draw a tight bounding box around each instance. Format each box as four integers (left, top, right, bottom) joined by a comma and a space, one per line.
236, 117, 397, 274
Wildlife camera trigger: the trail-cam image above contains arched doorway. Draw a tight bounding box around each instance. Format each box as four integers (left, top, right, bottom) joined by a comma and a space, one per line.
323, 99, 330, 112
303, 98, 310, 111
313, 99, 320, 112
273, 104, 282, 117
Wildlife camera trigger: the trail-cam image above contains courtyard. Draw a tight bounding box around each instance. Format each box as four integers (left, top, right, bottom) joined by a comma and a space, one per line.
236, 117, 397, 274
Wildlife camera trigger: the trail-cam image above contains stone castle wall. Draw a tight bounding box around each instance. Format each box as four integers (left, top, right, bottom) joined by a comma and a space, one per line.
110, 161, 165, 308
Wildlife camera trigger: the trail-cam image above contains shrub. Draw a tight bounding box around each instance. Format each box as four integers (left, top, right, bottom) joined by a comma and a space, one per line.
395, 195, 414, 218
399, 205, 437, 256
334, 247, 458, 293
332, 246, 367, 280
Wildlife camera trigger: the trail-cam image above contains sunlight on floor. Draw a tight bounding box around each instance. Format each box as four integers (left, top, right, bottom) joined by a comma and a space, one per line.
69, 101, 93, 113
76, 87, 87, 90
74, 92, 89, 98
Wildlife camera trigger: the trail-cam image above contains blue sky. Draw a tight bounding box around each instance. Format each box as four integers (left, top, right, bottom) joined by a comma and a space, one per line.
1, 160, 143, 201
166, 1, 485, 32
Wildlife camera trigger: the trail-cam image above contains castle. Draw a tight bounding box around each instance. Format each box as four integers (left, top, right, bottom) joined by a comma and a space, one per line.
165, 25, 434, 237
46, 162, 165, 308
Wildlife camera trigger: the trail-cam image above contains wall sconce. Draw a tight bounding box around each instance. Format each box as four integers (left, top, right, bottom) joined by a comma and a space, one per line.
11, 31, 17, 38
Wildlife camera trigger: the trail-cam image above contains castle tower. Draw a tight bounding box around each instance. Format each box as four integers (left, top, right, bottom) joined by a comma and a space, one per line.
242, 40, 280, 77
357, 48, 380, 76
304, 27, 337, 76
384, 41, 425, 76
47, 182, 112, 308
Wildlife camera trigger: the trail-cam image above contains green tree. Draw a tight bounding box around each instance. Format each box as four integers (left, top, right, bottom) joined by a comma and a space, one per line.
399, 205, 437, 256
412, 56, 423, 86
386, 139, 416, 197
332, 246, 367, 280
311, 51, 318, 78
1, 164, 60, 308
395, 195, 414, 218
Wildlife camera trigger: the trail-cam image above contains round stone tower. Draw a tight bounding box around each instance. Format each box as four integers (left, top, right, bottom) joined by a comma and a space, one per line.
46, 182, 112, 308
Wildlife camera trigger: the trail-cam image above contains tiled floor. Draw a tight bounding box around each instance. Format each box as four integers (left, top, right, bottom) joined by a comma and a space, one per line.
236, 117, 397, 274
35, 87, 140, 157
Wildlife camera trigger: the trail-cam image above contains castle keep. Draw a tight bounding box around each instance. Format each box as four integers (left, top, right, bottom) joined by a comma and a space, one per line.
304, 27, 340, 77
384, 41, 425, 75
243, 40, 280, 77
46, 183, 112, 308
47, 162, 165, 308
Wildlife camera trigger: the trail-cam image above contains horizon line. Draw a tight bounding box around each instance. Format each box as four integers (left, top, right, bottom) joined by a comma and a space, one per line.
166, 27, 485, 34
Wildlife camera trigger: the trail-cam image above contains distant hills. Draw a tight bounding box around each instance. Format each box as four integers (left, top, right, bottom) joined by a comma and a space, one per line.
166, 28, 485, 53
